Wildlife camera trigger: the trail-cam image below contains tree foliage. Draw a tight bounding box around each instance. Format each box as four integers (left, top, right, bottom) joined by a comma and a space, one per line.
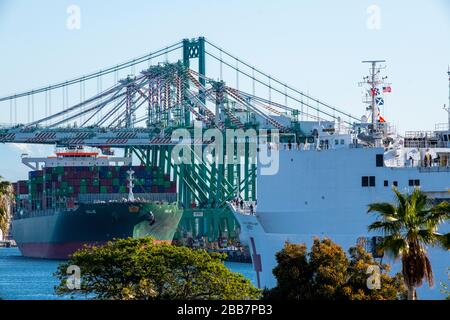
367, 188, 450, 299
54, 237, 261, 300
264, 238, 407, 300
0, 176, 13, 238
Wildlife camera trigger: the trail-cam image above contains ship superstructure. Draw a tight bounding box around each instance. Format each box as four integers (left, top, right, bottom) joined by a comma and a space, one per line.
231, 64, 450, 299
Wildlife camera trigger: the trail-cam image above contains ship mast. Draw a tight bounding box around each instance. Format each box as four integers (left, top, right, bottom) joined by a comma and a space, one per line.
362, 60, 386, 127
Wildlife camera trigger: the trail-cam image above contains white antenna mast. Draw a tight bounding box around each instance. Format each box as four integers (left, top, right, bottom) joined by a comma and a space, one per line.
361, 60, 386, 127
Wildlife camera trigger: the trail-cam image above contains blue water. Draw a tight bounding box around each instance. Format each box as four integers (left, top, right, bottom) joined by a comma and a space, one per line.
0, 247, 256, 300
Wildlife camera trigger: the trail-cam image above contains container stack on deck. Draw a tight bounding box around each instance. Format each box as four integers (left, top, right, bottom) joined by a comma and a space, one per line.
23, 165, 176, 210
12, 180, 29, 195
12, 180, 29, 212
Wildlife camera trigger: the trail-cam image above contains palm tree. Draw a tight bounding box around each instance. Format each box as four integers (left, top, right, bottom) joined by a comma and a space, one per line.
367, 188, 450, 300
0, 175, 14, 240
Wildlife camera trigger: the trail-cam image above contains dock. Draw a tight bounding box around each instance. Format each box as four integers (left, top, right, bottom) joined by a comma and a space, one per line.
0, 240, 17, 248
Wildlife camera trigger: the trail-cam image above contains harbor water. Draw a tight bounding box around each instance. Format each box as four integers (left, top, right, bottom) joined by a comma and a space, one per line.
0, 247, 256, 300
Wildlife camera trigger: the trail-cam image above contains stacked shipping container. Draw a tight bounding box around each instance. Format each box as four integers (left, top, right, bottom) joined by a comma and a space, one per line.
12, 180, 29, 195
12, 180, 30, 212
24, 165, 176, 210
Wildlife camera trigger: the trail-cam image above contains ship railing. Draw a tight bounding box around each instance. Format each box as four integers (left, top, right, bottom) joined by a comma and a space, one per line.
78, 192, 177, 204
435, 123, 449, 131
229, 200, 256, 216
404, 131, 437, 139
14, 208, 62, 219
418, 166, 450, 173
269, 143, 324, 152
404, 140, 448, 148
270, 142, 365, 152
395, 158, 450, 169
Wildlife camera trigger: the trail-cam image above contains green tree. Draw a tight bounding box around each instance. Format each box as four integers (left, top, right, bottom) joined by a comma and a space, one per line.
55, 237, 261, 300
265, 238, 406, 300
0, 176, 13, 239
367, 188, 450, 300
343, 245, 406, 300
268, 242, 313, 299
308, 238, 350, 299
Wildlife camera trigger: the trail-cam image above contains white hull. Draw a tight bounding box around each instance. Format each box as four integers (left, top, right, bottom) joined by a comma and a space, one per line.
233, 147, 450, 299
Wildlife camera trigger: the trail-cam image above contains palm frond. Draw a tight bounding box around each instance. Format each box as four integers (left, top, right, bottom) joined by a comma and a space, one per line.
0, 182, 11, 193
393, 188, 407, 214
402, 250, 434, 288
429, 201, 450, 219
367, 202, 397, 218
434, 233, 450, 250
378, 235, 406, 259
367, 220, 401, 234
410, 188, 428, 212
424, 255, 434, 287
418, 202, 450, 230
416, 229, 441, 246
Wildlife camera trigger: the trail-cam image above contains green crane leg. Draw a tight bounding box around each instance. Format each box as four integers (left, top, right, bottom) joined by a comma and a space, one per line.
244, 140, 249, 201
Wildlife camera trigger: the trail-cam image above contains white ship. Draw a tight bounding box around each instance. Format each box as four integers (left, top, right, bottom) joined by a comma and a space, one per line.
232, 62, 450, 299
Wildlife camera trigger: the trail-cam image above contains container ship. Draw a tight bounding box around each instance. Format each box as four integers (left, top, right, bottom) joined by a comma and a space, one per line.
231, 64, 450, 299
11, 147, 182, 259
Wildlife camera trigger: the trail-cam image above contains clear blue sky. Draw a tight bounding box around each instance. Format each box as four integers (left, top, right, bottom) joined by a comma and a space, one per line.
0, 0, 449, 181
